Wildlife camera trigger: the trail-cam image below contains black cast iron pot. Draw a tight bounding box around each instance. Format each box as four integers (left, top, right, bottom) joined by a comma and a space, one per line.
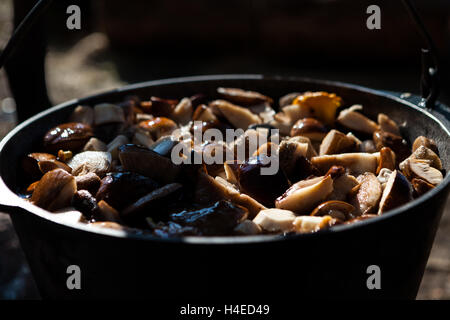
0, 75, 449, 300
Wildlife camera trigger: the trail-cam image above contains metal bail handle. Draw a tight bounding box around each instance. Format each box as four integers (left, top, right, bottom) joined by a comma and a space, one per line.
0, 0, 442, 110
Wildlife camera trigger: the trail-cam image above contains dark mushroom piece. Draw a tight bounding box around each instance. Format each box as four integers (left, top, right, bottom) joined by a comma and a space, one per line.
378, 113, 400, 136
378, 170, 413, 214
236, 155, 290, 207
138, 117, 177, 140
171, 200, 248, 236
75, 172, 101, 194
119, 144, 181, 184
122, 183, 183, 222
43, 122, 94, 153
411, 178, 435, 197
96, 171, 159, 210
22, 153, 57, 179
310, 200, 355, 221
319, 129, 357, 155
412, 136, 439, 155
376, 147, 396, 174
373, 130, 410, 163
217, 87, 273, 106
31, 169, 77, 211
141, 96, 178, 117
290, 118, 328, 142
69, 105, 94, 126
71, 190, 100, 221
152, 222, 199, 238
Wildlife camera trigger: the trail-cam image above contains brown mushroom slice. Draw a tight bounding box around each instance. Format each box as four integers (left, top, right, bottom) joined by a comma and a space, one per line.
269, 114, 293, 136
319, 129, 357, 155
279, 140, 318, 183
71, 190, 100, 221
210, 100, 262, 130
344, 214, 377, 224
31, 169, 77, 211
292, 91, 343, 125
138, 117, 178, 140
292, 215, 336, 233
328, 173, 359, 202
122, 183, 183, 219
217, 87, 273, 106
311, 152, 379, 176
38, 159, 72, 174
83, 137, 107, 152
75, 172, 101, 194
171, 200, 248, 236
310, 200, 355, 221
94, 103, 125, 126
132, 130, 155, 148
412, 136, 439, 155
253, 209, 296, 233
376, 147, 396, 174
67, 151, 112, 177
378, 170, 413, 214
372, 130, 410, 162
43, 122, 94, 153
410, 145, 442, 170
377, 113, 400, 135
224, 160, 240, 185
408, 158, 443, 186
351, 173, 382, 215
281, 103, 313, 124
119, 144, 181, 184
171, 97, 193, 125
234, 220, 262, 235
337, 105, 379, 134
69, 105, 94, 126
236, 155, 290, 207
141, 96, 178, 117
252, 142, 278, 157
192, 104, 218, 122
275, 175, 333, 215
290, 118, 328, 142
411, 178, 435, 197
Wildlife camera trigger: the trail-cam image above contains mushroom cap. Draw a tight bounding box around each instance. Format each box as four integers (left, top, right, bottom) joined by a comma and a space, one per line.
310, 200, 355, 220
378, 170, 413, 214
43, 122, 94, 153
290, 118, 328, 142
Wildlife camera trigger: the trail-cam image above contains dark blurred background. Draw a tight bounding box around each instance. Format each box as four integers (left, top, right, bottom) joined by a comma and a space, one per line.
0, 0, 449, 299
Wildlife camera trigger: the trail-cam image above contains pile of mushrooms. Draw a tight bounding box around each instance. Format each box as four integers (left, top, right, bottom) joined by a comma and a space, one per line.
20, 87, 445, 237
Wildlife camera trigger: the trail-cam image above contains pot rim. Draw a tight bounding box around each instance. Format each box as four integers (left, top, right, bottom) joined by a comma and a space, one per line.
1, 74, 449, 245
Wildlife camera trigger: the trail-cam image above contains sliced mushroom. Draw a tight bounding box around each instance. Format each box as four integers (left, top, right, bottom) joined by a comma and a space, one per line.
290, 118, 328, 142
69, 105, 94, 126
311, 152, 379, 176
217, 87, 273, 106
209, 100, 261, 130
270, 113, 294, 136
150, 136, 179, 157
360, 140, 377, 153
292, 91, 343, 125
279, 139, 318, 183
292, 215, 336, 233
224, 160, 240, 185
319, 129, 356, 155
138, 117, 178, 140
141, 96, 178, 117
171, 200, 248, 236
67, 151, 112, 177
351, 173, 382, 215
328, 173, 359, 201
233, 219, 262, 235
337, 105, 379, 134
275, 175, 333, 215
71, 190, 99, 220
96, 172, 159, 210
122, 183, 183, 220
75, 172, 101, 194
376, 147, 396, 174
132, 130, 154, 148
253, 208, 296, 233
373, 130, 410, 162
378, 170, 413, 214
310, 200, 355, 221
409, 145, 442, 170
377, 168, 393, 190
38, 159, 72, 174
412, 136, 439, 155
252, 142, 278, 157
411, 178, 435, 197
406, 158, 443, 185
192, 104, 218, 122
378, 113, 400, 135
31, 169, 77, 211
107, 135, 129, 160
83, 137, 107, 152
249, 103, 276, 123
236, 155, 290, 207
280, 103, 313, 125
171, 97, 193, 125
43, 122, 94, 153
94, 103, 125, 125
119, 144, 181, 183
96, 200, 122, 222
